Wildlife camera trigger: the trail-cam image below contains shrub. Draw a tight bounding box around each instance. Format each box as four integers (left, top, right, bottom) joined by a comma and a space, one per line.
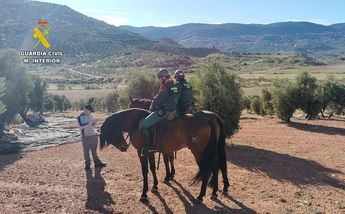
127, 72, 160, 99
117, 87, 131, 109
43, 94, 55, 112
53, 95, 71, 112
295, 72, 322, 118
241, 96, 251, 112
29, 76, 47, 113
271, 79, 298, 122
0, 50, 31, 127
261, 89, 274, 115
319, 79, 345, 117
250, 96, 262, 115
104, 91, 120, 113
87, 97, 104, 111
73, 99, 87, 111
193, 63, 242, 136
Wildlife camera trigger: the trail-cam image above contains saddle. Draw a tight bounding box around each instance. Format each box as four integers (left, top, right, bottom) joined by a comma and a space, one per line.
150, 111, 177, 149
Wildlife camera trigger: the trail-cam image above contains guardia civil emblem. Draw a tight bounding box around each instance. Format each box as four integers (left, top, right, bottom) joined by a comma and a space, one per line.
33, 20, 51, 48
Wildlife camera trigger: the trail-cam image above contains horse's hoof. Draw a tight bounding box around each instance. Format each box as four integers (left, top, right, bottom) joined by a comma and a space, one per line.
222, 191, 229, 197
151, 187, 159, 193
195, 196, 203, 203
210, 194, 218, 200
139, 196, 148, 203
163, 178, 170, 184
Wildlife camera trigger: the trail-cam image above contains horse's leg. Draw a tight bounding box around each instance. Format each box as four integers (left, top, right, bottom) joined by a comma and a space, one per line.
138, 151, 149, 202
169, 153, 175, 180
163, 153, 171, 183
209, 174, 215, 188
196, 173, 211, 202
148, 153, 158, 193
219, 149, 230, 193
210, 167, 219, 199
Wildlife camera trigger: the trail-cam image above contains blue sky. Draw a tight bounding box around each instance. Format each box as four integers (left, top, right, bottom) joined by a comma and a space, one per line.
40, 0, 345, 27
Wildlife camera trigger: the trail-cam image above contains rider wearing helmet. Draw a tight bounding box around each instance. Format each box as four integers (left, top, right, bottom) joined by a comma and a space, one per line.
139, 68, 178, 156
174, 70, 194, 116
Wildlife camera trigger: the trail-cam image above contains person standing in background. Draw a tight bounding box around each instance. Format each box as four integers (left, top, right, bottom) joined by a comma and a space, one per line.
77, 104, 106, 170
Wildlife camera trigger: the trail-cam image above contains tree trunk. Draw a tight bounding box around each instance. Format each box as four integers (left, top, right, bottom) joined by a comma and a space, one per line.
320, 110, 325, 118
328, 111, 334, 118
19, 107, 29, 121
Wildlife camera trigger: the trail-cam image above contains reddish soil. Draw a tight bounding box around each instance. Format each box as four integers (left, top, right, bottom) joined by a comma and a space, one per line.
0, 116, 344, 213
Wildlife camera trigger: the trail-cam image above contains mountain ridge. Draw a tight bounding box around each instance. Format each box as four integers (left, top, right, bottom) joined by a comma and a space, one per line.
120, 22, 345, 53
0, 0, 217, 59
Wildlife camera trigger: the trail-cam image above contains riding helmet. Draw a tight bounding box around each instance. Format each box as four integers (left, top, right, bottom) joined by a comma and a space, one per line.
157, 68, 170, 78
174, 69, 185, 78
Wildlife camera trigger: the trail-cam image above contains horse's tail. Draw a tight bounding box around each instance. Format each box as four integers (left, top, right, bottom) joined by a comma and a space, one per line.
216, 116, 226, 157
216, 115, 228, 181
194, 121, 218, 181
216, 116, 225, 148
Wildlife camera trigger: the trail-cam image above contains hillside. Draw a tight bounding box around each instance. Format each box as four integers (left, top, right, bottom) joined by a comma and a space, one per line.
0, 0, 217, 58
120, 22, 345, 54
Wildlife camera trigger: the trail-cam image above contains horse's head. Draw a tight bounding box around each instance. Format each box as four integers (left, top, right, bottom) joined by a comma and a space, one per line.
99, 108, 150, 152
128, 97, 152, 110
99, 114, 129, 152
99, 131, 129, 152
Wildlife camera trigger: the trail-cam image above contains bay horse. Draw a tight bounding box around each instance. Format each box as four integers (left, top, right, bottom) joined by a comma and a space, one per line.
129, 98, 230, 193
99, 108, 220, 202
128, 97, 177, 182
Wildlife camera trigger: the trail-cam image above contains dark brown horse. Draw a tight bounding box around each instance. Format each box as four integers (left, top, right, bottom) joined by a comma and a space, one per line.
99, 108, 219, 202
129, 98, 230, 193
128, 97, 177, 182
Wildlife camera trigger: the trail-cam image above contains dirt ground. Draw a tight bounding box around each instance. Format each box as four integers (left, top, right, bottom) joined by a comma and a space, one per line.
0, 116, 344, 213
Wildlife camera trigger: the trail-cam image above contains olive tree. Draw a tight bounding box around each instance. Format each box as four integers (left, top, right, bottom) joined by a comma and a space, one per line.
193, 63, 242, 136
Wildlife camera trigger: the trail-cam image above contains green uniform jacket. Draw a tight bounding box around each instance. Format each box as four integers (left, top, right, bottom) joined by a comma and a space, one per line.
175, 79, 194, 113
150, 79, 177, 112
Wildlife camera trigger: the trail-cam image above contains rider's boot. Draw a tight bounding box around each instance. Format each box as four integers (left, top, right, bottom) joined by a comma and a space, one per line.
141, 131, 157, 157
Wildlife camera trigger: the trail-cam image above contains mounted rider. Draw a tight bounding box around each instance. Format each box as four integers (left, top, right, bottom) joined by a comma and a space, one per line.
139, 68, 178, 156
174, 70, 194, 116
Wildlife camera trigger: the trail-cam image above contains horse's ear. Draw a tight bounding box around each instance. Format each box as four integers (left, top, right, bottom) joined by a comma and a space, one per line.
129, 96, 133, 104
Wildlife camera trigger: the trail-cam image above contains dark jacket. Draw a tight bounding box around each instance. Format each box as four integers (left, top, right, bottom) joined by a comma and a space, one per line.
150, 79, 177, 111
175, 79, 194, 113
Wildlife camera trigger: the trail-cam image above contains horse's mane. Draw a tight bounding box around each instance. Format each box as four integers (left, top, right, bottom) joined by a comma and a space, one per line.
110, 108, 150, 117
129, 98, 152, 109
103, 108, 150, 130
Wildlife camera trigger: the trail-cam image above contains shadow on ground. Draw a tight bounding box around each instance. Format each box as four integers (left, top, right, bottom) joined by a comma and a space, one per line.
0, 152, 22, 171
288, 121, 345, 136
142, 180, 254, 213
226, 145, 344, 190
85, 167, 115, 213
